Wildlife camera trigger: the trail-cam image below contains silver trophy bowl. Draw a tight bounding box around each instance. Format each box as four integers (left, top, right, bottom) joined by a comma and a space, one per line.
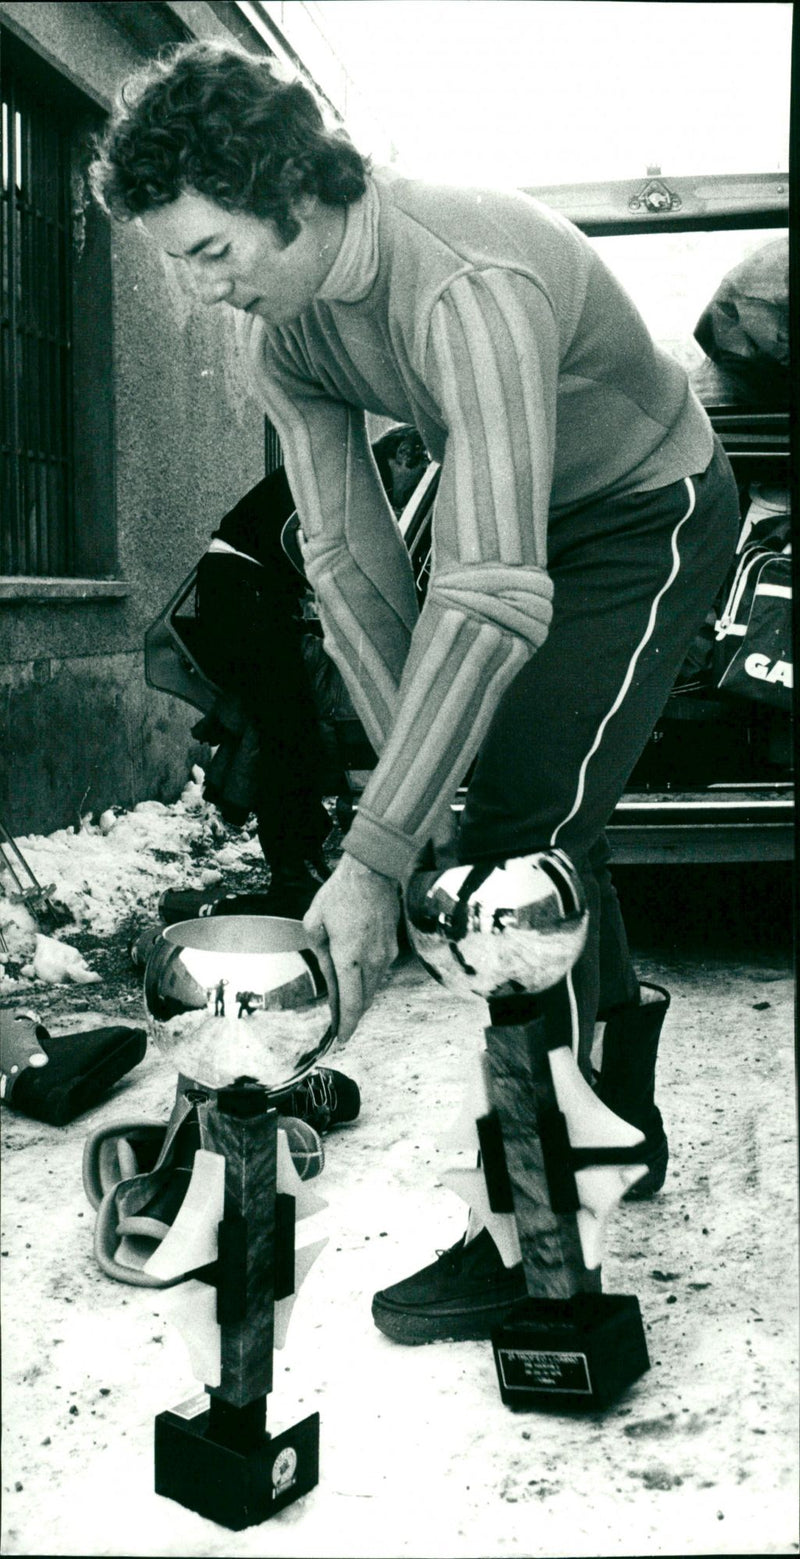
404, 848, 588, 1000
143, 915, 333, 1093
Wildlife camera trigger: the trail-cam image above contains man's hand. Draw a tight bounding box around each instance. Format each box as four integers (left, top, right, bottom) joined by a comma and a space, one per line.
303, 854, 401, 1045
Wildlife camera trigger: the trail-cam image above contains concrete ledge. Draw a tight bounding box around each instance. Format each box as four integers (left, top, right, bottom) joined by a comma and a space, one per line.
0, 578, 131, 602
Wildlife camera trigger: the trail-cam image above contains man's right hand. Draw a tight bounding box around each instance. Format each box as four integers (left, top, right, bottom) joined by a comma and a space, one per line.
303, 853, 401, 1046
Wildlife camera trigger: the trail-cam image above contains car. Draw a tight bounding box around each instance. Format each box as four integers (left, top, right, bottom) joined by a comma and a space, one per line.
146, 169, 792, 868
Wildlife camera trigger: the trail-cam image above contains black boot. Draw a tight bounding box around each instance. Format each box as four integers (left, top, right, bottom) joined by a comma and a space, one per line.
158, 858, 329, 927
371, 1227, 526, 1344
262, 856, 330, 919
594, 982, 670, 1200
1, 1010, 147, 1127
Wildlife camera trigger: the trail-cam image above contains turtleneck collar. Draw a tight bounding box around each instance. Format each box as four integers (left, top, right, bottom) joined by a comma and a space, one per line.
317, 174, 381, 304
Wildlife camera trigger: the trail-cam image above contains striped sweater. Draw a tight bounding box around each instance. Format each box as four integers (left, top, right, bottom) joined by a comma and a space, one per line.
240, 170, 713, 883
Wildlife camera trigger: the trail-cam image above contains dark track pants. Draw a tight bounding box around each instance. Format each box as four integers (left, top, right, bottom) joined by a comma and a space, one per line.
458, 437, 741, 1074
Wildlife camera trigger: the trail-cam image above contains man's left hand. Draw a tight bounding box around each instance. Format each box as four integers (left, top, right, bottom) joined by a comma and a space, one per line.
303, 854, 401, 1045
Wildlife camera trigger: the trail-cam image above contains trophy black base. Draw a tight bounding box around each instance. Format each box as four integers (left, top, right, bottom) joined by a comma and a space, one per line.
155, 1404, 320, 1530
492, 1293, 649, 1412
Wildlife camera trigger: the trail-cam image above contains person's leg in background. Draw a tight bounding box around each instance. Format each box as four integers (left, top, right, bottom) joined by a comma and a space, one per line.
193, 532, 335, 914
252, 631, 335, 916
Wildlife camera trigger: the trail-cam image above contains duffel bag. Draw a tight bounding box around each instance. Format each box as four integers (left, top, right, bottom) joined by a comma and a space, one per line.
713, 540, 792, 711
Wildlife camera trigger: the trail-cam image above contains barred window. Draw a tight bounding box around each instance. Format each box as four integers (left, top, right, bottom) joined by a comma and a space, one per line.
1, 28, 113, 579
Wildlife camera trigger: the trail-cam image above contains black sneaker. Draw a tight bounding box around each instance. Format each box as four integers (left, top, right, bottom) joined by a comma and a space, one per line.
273, 1067, 360, 1135
371, 1227, 527, 1344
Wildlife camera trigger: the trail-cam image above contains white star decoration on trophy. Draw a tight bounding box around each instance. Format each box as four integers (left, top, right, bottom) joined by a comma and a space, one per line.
150, 1127, 328, 1386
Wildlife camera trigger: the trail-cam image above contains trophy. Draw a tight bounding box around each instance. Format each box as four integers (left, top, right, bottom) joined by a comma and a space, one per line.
142, 915, 333, 1530
405, 849, 651, 1411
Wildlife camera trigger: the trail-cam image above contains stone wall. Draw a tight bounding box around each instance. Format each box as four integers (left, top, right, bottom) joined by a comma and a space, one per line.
0, 1, 267, 834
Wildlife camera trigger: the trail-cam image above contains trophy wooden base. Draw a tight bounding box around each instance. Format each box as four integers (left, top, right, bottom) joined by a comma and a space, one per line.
155, 1398, 319, 1530
492, 1293, 649, 1412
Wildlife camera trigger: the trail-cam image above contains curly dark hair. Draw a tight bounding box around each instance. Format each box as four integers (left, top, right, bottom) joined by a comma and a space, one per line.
90, 41, 369, 244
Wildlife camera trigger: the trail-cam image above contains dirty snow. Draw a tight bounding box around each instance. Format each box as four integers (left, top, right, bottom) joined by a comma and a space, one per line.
0, 768, 261, 983
1, 776, 798, 1557
29, 934, 101, 986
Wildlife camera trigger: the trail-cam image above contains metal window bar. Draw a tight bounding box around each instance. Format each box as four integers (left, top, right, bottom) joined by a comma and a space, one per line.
1, 51, 75, 576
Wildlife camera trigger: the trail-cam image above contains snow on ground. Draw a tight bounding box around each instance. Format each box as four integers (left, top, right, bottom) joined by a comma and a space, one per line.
1, 782, 798, 1557
0, 768, 262, 986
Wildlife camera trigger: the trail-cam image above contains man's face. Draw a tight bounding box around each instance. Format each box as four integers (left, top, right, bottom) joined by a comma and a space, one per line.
139, 190, 345, 325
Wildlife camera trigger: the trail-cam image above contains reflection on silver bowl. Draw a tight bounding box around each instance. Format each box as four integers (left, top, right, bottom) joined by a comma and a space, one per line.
143, 916, 333, 1093
404, 849, 588, 1000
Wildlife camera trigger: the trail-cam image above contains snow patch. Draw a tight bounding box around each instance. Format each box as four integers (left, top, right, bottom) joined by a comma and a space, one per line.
0, 767, 261, 986
32, 934, 101, 986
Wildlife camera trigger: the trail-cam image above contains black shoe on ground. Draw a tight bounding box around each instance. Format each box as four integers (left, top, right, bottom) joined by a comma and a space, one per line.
372, 1227, 527, 1344
273, 1067, 360, 1135
159, 861, 329, 927
129, 922, 165, 969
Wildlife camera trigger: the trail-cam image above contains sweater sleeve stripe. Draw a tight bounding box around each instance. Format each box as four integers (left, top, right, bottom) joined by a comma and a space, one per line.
363, 613, 517, 825
348, 621, 531, 879
315, 580, 403, 740
425, 306, 485, 561
434, 282, 526, 562
428, 271, 558, 573
487, 273, 557, 566
241, 320, 419, 761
